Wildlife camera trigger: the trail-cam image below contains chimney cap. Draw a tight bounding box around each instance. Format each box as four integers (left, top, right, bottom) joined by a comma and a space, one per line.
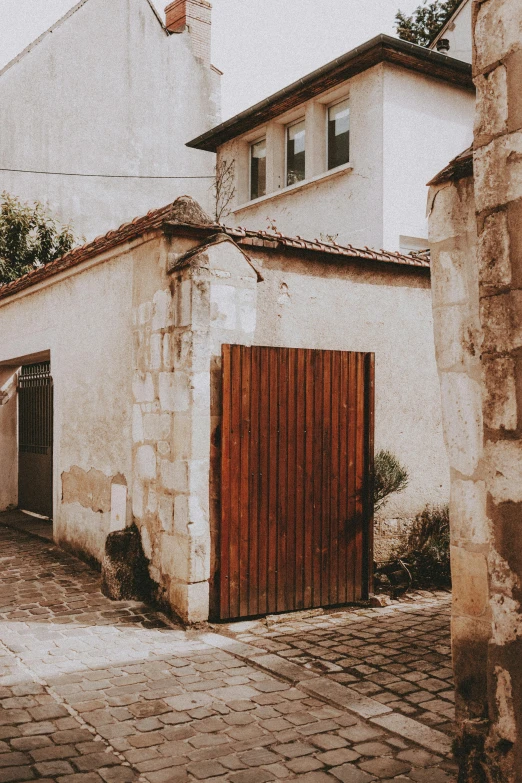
436, 38, 450, 52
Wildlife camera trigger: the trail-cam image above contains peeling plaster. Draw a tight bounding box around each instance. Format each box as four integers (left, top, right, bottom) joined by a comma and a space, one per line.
62, 466, 113, 513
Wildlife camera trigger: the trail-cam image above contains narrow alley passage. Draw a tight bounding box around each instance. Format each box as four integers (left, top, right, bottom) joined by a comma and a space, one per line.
0, 523, 457, 783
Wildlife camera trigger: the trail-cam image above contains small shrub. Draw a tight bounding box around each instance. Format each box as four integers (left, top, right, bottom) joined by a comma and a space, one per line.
397, 504, 451, 588
374, 450, 409, 511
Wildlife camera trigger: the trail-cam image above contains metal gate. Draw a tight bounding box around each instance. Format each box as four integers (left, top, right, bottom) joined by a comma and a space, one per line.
218, 345, 374, 620
18, 362, 54, 519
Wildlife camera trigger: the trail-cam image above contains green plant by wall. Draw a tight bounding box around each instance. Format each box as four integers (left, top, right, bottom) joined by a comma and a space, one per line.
395, 0, 461, 47
0, 192, 77, 286
397, 504, 451, 587
373, 450, 409, 512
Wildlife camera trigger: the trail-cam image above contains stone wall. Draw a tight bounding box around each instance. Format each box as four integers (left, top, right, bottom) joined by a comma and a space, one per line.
131, 233, 259, 623
428, 1, 522, 778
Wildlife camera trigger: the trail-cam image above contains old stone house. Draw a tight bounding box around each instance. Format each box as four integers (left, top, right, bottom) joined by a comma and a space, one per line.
187, 34, 475, 254
0, 0, 220, 240
0, 195, 443, 624
428, 0, 522, 778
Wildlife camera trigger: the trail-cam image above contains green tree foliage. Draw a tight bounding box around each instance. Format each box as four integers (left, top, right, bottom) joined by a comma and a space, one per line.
395, 0, 461, 47
373, 450, 409, 511
0, 192, 77, 285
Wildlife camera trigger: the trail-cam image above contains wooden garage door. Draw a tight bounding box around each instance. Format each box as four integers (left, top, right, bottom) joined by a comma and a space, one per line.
218, 345, 374, 620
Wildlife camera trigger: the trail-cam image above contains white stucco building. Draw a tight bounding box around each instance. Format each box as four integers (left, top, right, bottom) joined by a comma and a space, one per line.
0, 0, 221, 240
188, 35, 475, 253
429, 0, 472, 63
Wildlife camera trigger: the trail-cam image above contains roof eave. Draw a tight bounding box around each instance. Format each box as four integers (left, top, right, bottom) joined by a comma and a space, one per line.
187, 34, 474, 153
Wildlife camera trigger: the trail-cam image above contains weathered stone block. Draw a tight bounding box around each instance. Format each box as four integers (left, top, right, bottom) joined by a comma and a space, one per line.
159, 495, 175, 533
428, 179, 476, 244
133, 373, 155, 403
152, 289, 171, 331
482, 356, 517, 430
150, 333, 162, 371
143, 413, 171, 442
485, 440, 522, 503
474, 1, 522, 73
506, 48, 522, 134
159, 372, 189, 412
160, 459, 188, 492
177, 279, 192, 327
431, 249, 469, 308
474, 65, 508, 146
451, 546, 489, 618
135, 445, 156, 481
238, 287, 257, 334
450, 479, 489, 545
210, 284, 237, 330
132, 405, 144, 444
174, 493, 189, 533
138, 301, 152, 326
433, 305, 478, 371
169, 579, 209, 624
474, 131, 522, 213
480, 291, 522, 353
132, 480, 144, 519
478, 210, 511, 289
440, 373, 483, 476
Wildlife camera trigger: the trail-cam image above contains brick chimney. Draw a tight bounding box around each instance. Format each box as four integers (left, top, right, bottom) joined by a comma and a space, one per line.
165, 0, 212, 65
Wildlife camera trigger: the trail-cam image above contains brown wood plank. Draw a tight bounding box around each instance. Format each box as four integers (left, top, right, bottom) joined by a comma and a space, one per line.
286, 349, 298, 612
229, 345, 242, 618
303, 350, 315, 609
312, 350, 324, 608
220, 345, 232, 619
365, 353, 376, 598
329, 351, 341, 606
355, 353, 365, 600
267, 347, 279, 614
295, 349, 306, 609
277, 348, 289, 613
321, 350, 332, 607
338, 351, 349, 605
346, 352, 357, 603
239, 346, 251, 618
248, 347, 261, 616
258, 347, 270, 615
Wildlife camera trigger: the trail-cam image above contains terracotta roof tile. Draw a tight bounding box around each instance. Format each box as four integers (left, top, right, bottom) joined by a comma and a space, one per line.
428, 146, 473, 186
0, 198, 429, 303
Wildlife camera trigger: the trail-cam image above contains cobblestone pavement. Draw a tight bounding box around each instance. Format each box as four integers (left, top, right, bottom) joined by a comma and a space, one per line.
0, 523, 457, 783
219, 594, 454, 737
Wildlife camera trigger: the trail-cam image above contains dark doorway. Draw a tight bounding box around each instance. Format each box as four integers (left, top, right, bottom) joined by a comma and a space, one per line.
217, 345, 375, 621
18, 362, 54, 519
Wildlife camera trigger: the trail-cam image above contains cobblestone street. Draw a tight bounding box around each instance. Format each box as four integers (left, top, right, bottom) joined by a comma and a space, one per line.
219, 594, 454, 736
0, 522, 457, 782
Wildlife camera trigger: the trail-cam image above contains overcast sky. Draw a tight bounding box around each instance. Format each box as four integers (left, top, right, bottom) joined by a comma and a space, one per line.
0, 0, 422, 119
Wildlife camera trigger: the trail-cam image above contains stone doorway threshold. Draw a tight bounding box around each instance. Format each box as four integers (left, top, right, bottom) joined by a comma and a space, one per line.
0, 508, 54, 542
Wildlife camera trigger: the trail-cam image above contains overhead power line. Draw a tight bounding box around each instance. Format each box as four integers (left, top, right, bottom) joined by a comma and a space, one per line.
0, 167, 214, 180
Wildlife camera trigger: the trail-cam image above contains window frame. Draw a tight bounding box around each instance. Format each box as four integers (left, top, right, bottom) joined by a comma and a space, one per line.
285, 117, 306, 187
249, 136, 267, 201
326, 97, 350, 172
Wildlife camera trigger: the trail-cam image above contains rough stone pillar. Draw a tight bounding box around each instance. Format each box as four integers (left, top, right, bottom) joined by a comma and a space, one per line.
165, 235, 259, 622
428, 165, 492, 777
472, 1, 522, 777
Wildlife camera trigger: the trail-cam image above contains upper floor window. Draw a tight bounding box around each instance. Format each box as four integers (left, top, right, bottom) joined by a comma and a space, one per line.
250, 138, 267, 200
286, 120, 306, 186
328, 99, 350, 170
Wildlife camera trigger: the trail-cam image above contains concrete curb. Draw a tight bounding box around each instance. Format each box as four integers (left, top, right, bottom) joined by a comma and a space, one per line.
199, 631, 453, 757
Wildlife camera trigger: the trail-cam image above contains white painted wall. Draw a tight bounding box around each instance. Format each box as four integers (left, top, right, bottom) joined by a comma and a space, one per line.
0, 0, 220, 240
218, 62, 474, 253
382, 65, 475, 251
250, 249, 449, 550
430, 0, 472, 63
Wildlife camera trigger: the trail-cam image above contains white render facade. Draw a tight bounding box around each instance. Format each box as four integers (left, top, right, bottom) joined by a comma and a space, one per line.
0, 0, 221, 241
189, 37, 475, 254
